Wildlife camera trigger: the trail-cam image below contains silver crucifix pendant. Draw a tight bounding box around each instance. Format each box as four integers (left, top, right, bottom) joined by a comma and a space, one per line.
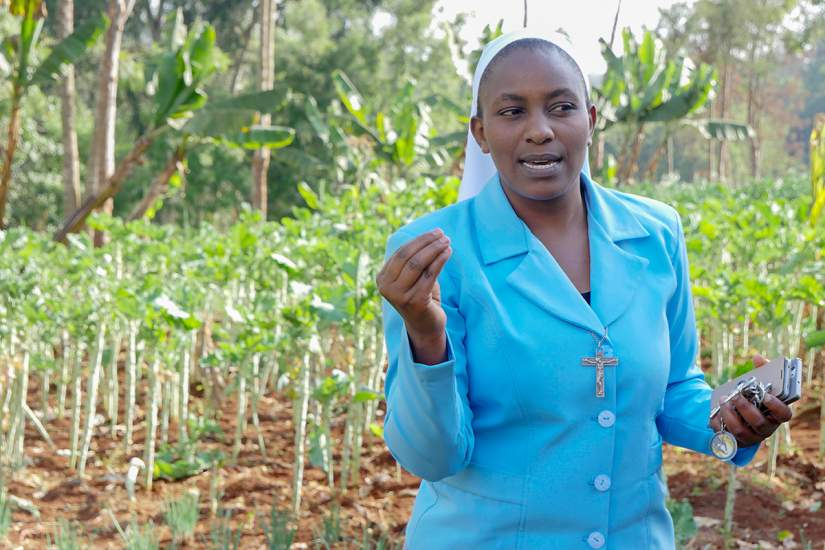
581, 349, 619, 398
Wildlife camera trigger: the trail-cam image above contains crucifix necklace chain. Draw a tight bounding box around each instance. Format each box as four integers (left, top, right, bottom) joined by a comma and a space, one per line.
581, 327, 619, 398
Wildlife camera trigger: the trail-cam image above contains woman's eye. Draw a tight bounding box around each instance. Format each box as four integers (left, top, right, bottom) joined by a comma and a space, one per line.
550, 103, 576, 113
499, 107, 523, 116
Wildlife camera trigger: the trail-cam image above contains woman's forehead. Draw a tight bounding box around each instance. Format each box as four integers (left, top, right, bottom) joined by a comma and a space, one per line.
480, 48, 585, 102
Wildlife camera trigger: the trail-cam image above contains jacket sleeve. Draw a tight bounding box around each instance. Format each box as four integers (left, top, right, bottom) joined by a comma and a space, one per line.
380, 230, 475, 481
655, 212, 760, 467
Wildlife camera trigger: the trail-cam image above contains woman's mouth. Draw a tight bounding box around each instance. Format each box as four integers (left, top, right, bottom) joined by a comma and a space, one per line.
519, 154, 563, 176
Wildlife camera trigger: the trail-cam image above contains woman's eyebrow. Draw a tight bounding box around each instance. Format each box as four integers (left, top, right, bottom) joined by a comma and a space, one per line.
545, 88, 578, 100
494, 93, 527, 103
493, 88, 578, 103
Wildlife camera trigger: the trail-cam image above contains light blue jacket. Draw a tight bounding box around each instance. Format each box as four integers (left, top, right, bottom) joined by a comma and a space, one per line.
380, 173, 758, 550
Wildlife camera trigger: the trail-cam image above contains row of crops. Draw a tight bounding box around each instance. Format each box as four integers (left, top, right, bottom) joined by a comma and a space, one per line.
0, 174, 823, 525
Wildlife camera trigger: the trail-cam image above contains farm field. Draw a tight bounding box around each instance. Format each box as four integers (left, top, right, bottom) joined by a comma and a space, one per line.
3, 370, 825, 549
0, 177, 823, 549
0, 2, 824, 548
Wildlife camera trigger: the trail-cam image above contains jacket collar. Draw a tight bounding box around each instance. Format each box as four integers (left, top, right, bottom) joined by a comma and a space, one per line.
472, 172, 649, 265
470, 172, 650, 333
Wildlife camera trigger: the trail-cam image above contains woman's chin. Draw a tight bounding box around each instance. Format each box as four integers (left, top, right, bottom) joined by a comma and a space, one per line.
502, 176, 573, 202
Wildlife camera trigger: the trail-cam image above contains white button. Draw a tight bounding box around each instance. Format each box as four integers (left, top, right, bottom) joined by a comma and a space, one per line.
587, 531, 606, 549
597, 410, 615, 428
594, 474, 611, 492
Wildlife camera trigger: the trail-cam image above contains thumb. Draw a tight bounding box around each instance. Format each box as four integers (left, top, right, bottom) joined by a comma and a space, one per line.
753, 354, 768, 368
431, 279, 441, 303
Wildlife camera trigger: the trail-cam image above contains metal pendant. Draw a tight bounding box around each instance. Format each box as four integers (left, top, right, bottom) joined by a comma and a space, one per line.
710, 430, 738, 461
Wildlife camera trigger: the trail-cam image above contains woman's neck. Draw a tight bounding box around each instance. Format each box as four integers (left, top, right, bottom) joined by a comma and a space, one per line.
501, 178, 587, 238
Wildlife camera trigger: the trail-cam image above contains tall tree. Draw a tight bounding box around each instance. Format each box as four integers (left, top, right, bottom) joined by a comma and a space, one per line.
251, 0, 274, 217
86, 0, 135, 244
58, 0, 81, 219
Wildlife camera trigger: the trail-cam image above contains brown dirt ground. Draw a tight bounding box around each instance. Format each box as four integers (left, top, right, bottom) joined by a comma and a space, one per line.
3, 376, 825, 549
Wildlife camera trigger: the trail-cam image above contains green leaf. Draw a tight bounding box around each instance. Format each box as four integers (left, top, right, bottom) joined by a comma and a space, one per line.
369, 423, 384, 439
638, 30, 656, 82
16, 0, 44, 85
304, 95, 330, 145
29, 11, 109, 86
153, 25, 219, 126
332, 69, 368, 125
686, 119, 754, 141
666, 498, 697, 545
202, 89, 288, 113
353, 388, 381, 403
220, 125, 295, 150
805, 330, 825, 349
777, 530, 793, 542
297, 182, 319, 209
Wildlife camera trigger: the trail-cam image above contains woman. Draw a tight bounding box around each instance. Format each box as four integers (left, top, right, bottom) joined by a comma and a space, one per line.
375, 29, 792, 549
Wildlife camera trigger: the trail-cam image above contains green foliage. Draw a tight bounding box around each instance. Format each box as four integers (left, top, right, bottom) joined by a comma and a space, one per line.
596, 28, 716, 128
806, 330, 825, 349
163, 491, 200, 543
811, 114, 825, 225
667, 498, 698, 548
0, 488, 10, 539
210, 509, 242, 550
312, 504, 343, 549
124, 519, 160, 550
261, 504, 296, 550
47, 519, 83, 550
29, 10, 108, 86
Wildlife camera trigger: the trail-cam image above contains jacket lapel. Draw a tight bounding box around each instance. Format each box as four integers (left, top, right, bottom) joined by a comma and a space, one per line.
582, 172, 650, 328
471, 173, 650, 333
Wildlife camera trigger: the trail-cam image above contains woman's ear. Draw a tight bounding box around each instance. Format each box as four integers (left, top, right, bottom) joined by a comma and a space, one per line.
587, 103, 597, 146
470, 116, 491, 154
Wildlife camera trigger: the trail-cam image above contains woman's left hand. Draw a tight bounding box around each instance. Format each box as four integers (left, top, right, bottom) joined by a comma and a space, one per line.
709, 354, 794, 447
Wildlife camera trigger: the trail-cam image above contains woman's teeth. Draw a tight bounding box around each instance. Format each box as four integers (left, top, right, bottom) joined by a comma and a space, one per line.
523, 160, 560, 170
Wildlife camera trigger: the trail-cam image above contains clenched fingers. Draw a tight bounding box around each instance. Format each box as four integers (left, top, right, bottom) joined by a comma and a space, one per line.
395, 235, 451, 290
732, 395, 776, 439
378, 229, 445, 284
719, 401, 761, 447
761, 393, 793, 425
404, 244, 451, 302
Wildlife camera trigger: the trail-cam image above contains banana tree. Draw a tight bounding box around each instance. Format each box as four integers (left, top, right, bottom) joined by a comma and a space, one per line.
54, 22, 295, 242
329, 70, 458, 182
0, 1, 108, 228
594, 28, 752, 183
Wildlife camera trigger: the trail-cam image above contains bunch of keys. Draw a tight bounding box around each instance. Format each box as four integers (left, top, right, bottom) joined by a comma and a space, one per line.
709, 376, 772, 461
708, 357, 804, 461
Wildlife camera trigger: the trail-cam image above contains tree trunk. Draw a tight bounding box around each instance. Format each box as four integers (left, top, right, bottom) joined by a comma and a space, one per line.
127, 146, 185, 221
715, 62, 729, 182
642, 132, 668, 182
251, 0, 274, 217
618, 124, 644, 184
0, 85, 22, 229
229, 16, 257, 95
144, 0, 164, 43
58, 0, 82, 221
87, 0, 136, 246
55, 133, 155, 243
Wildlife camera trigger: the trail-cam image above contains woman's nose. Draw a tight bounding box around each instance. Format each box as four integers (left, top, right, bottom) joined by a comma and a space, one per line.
525, 113, 555, 144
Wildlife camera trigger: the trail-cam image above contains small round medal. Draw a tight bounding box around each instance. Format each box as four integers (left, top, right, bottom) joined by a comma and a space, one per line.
710, 430, 738, 461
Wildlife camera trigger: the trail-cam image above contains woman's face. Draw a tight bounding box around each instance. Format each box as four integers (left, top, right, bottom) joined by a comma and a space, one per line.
471, 47, 596, 203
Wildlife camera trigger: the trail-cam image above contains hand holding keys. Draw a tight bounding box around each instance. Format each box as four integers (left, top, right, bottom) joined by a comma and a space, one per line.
708, 355, 797, 461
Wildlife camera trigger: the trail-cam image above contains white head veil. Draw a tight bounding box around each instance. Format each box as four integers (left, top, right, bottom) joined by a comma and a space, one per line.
458, 28, 592, 202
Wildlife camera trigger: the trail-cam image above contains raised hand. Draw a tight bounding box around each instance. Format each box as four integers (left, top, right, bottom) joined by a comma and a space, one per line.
376, 228, 452, 364
710, 354, 794, 447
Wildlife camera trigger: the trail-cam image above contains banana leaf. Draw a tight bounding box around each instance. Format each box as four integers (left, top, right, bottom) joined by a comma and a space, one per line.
29, 10, 108, 86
